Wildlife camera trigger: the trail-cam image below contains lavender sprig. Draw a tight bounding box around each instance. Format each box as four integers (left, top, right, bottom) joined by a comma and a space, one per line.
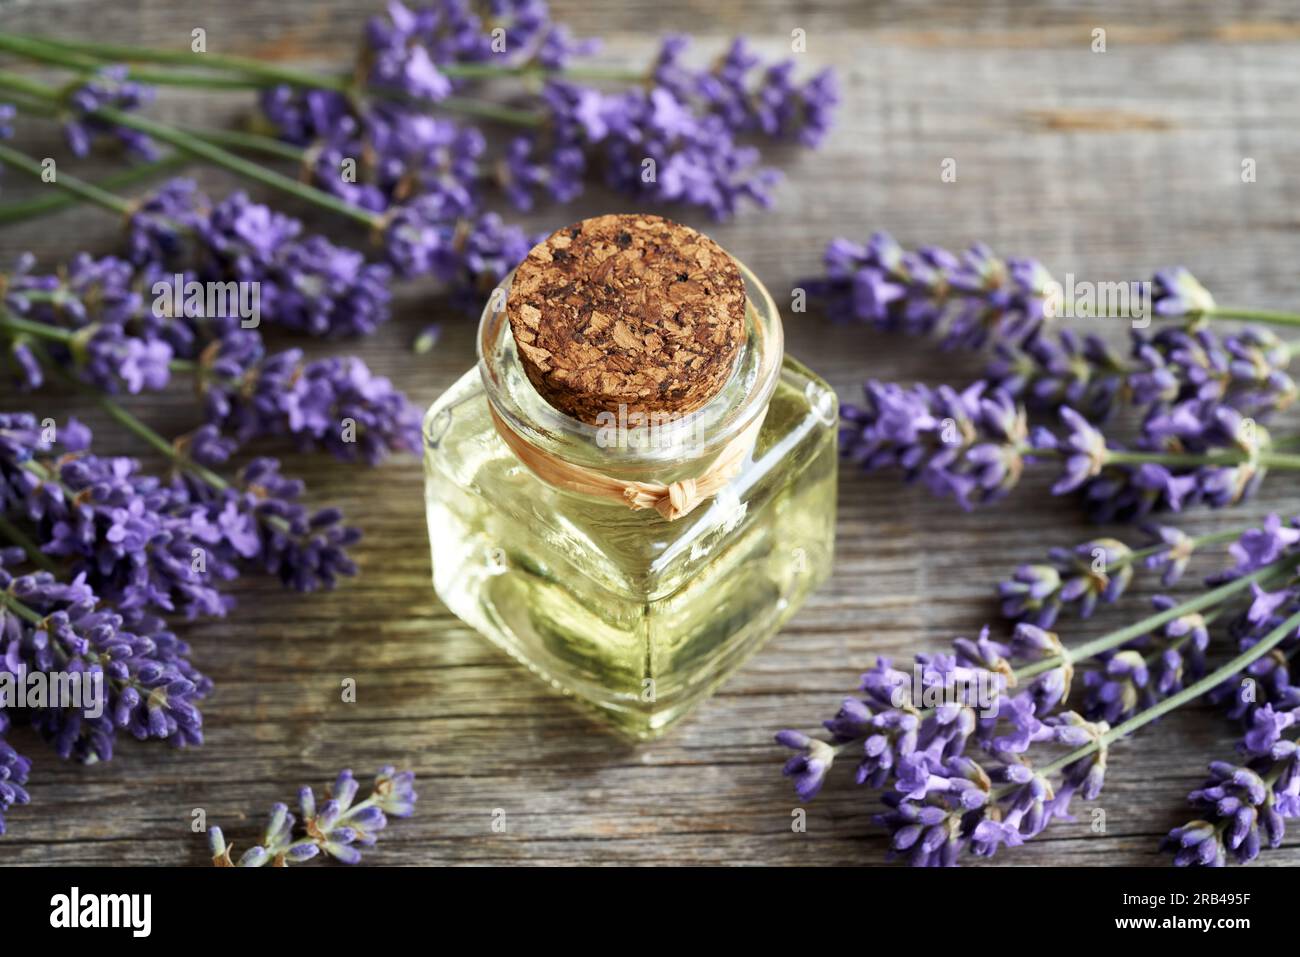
0, 548, 210, 764
208, 767, 417, 867
989, 325, 1297, 424
0, 412, 235, 620
808, 232, 1054, 350
840, 378, 1300, 522
811, 233, 1300, 424
999, 523, 1249, 627
778, 516, 1300, 866
193, 332, 421, 465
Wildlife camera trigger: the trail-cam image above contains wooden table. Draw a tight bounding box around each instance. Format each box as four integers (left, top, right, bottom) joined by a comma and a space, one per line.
2, 0, 1300, 866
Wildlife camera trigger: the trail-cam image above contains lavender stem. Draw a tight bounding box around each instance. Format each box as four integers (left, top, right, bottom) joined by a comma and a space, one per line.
0, 32, 545, 127
1016, 606, 1300, 792
0, 69, 382, 227
0, 152, 187, 225
1208, 307, 1300, 328
0, 139, 135, 216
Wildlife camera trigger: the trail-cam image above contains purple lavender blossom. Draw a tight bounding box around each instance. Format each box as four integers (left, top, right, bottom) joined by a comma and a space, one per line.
0, 548, 209, 765
0, 413, 235, 620
382, 206, 533, 302
209, 766, 417, 866
1164, 763, 1279, 866
257, 8, 834, 223
809, 232, 1053, 350
1082, 596, 1209, 724
653, 35, 839, 147
128, 183, 395, 339
0, 103, 15, 140
0, 727, 31, 836
986, 328, 1127, 423
196, 332, 422, 464
1152, 267, 1216, 320
839, 380, 1035, 511
843, 375, 1280, 523
226, 458, 361, 592
1229, 513, 1300, 574
2, 252, 173, 393
63, 65, 157, 159
873, 720, 1105, 868
776, 626, 1064, 811
999, 538, 1134, 627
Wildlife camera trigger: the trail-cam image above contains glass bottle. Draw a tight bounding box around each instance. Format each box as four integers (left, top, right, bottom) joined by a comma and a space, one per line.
423, 230, 838, 739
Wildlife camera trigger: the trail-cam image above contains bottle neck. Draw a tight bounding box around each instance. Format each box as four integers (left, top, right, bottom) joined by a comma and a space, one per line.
478, 262, 784, 484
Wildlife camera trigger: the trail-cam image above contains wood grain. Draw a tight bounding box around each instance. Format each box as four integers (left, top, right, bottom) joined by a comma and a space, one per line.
1, 0, 1300, 866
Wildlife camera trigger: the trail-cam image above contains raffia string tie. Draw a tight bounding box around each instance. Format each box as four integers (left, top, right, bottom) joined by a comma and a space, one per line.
489, 404, 764, 522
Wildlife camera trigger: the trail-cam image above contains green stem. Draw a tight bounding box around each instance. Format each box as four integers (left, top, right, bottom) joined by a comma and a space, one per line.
0, 587, 43, 625
0, 152, 188, 225
1013, 561, 1284, 682
0, 69, 381, 228
1208, 307, 1300, 328
0, 33, 543, 127
1029, 606, 1300, 783
0, 312, 76, 343
1, 31, 640, 86
93, 104, 381, 226
1103, 447, 1300, 470
184, 125, 307, 162
84, 385, 228, 490
0, 140, 134, 216
0, 33, 353, 93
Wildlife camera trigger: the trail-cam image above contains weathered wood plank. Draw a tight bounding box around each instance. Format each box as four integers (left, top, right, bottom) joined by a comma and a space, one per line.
1, 1, 1300, 866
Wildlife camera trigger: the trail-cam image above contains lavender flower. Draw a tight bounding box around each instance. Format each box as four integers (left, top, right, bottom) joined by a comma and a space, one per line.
1082, 596, 1209, 724
195, 332, 421, 464
655, 35, 839, 146
999, 538, 1134, 627
781, 514, 1300, 866
381, 204, 533, 303
1164, 763, 1280, 866
63, 66, 157, 159
776, 627, 1062, 806
0, 543, 209, 767
1229, 513, 1300, 573
258, 1, 601, 215
224, 458, 361, 592
208, 766, 417, 866
128, 182, 395, 339
2, 252, 173, 393
1145, 524, 1199, 585
0, 413, 234, 620
0, 102, 15, 140
257, 6, 834, 223
875, 717, 1108, 867
0, 728, 31, 836
840, 380, 1033, 511
842, 376, 1285, 523
809, 232, 1053, 350
1152, 267, 1216, 321
989, 325, 1296, 425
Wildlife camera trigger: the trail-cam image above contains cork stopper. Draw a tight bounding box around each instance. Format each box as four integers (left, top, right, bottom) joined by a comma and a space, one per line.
505, 213, 747, 426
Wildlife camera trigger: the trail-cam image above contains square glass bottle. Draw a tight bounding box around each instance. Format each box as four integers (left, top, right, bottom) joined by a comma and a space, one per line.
423, 216, 837, 738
